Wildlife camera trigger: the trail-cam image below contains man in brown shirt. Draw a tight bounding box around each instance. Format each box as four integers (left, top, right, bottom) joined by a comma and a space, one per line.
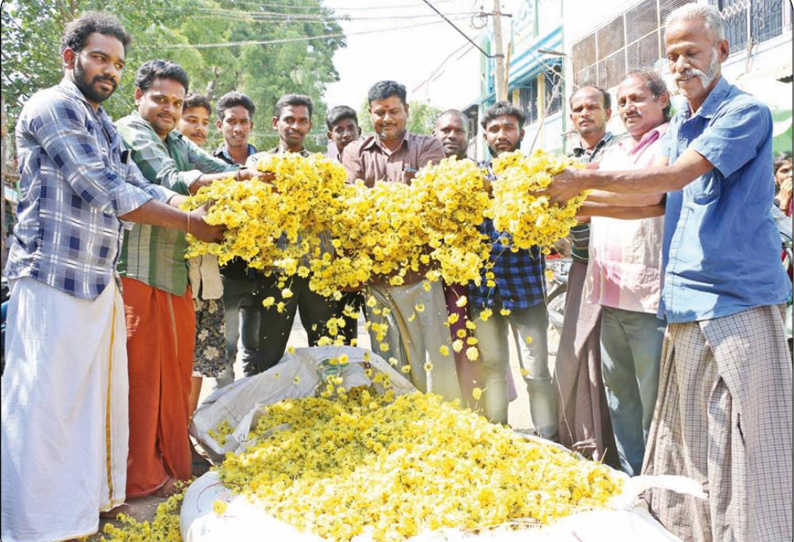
342, 81, 445, 186
341, 81, 462, 402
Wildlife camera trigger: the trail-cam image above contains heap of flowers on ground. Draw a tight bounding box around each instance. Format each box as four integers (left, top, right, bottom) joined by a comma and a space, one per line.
93, 382, 623, 542
215, 387, 623, 541
182, 150, 583, 300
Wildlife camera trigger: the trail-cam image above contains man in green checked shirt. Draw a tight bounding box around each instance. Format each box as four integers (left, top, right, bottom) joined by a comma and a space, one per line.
115, 59, 264, 498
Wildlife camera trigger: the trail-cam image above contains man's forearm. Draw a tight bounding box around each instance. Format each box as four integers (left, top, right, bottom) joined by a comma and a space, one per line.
580, 149, 714, 195
577, 201, 665, 219
586, 189, 664, 206
581, 166, 682, 195
120, 199, 188, 231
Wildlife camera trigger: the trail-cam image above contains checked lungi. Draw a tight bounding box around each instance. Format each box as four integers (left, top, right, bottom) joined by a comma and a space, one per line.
642, 305, 792, 542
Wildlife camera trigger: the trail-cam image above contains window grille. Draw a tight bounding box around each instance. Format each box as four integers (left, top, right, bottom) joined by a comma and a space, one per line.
571, 0, 789, 89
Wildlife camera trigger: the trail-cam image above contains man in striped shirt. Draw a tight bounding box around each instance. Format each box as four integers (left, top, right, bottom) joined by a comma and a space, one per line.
116, 59, 263, 499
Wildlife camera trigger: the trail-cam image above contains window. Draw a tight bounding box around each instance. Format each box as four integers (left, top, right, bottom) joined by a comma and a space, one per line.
572, 0, 688, 88
544, 64, 562, 116
573, 0, 791, 89
518, 83, 539, 124
720, 0, 788, 51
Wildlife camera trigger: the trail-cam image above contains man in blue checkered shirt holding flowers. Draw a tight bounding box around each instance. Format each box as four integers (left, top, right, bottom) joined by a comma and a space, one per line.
0, 12, 223, 542
469, 101, 556, 439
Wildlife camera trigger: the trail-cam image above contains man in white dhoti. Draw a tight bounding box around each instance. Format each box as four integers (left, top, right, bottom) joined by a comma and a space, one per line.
547, 4, 792, 541
0, 12, 223, 542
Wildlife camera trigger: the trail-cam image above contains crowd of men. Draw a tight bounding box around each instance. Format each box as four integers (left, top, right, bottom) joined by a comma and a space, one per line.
1, 4, 791, 542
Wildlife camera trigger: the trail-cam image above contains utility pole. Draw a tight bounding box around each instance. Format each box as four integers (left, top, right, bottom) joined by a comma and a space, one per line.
492, 0, 507, 101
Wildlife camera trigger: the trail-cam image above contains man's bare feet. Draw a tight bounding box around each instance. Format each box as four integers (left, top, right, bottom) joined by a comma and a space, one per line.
153, 476, 180, 498
99, 502, 131, 519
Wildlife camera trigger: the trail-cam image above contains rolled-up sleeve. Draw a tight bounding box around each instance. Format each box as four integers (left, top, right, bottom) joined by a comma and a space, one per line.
117, 118, 198, 194
184, 136, 236, 180
26, 97, 153, 217
690, 102, 770, 179
122, 161, 174, 203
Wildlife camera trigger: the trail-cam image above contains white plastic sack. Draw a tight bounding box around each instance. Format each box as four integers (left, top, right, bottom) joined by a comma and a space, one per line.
181, 471, 694, 542
190, 345, 416, 462
184, 346, 704, 542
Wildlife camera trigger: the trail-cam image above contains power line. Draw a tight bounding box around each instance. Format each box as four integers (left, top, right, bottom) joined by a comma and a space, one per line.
186, 7, 483, 21
224, 0, 458, 11
412, 41, 474, 93
150, 17, 467, 50
420, 0, 492, 59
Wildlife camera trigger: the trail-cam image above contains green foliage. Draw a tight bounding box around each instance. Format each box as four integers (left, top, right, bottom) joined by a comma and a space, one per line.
1, 0, 345, 152
406, 102, 443, 135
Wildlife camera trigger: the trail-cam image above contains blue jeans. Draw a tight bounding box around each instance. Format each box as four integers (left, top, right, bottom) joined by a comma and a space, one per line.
600, 306, 665, 475
472, 302, 556, 437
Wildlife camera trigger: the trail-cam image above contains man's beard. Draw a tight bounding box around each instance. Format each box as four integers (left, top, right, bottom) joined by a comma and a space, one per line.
675, 49, 720, 91
74, 56, 117, 104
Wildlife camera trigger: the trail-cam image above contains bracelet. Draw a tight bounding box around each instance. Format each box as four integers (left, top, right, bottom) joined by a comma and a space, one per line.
187, 213, 191, 235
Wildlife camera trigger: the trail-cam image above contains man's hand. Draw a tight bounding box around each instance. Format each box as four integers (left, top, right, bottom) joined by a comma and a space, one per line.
189, 204, 226, 243
542, 168, 586, 205
238, 168, 274, 183
779, 177, 792, 212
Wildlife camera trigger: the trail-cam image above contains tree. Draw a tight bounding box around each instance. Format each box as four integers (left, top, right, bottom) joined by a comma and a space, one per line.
406, 102, 443, 135
1, 0, 345, 152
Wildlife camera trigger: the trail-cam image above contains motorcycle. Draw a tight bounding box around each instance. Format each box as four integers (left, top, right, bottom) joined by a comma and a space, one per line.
545, 255, 570, 331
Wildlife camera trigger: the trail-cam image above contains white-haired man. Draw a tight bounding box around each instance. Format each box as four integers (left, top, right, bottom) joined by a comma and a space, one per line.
548, 4, 791, 541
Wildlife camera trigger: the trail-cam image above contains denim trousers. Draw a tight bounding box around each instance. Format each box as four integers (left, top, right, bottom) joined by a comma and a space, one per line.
600, 305, 665, 475
472, 301, 556, 437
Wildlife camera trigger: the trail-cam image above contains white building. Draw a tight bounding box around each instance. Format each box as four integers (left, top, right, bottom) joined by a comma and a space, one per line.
562, 0, 792, 151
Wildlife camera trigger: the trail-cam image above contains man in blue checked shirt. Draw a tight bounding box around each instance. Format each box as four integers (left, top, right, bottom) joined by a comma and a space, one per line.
0, 13, 223, 542
469, 101, 557, 439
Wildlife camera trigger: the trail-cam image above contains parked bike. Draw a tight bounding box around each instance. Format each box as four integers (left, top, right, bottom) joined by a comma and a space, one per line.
545, 255, 571, 331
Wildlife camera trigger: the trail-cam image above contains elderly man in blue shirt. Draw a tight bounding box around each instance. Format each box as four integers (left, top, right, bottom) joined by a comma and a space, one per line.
548, 4, 791, 541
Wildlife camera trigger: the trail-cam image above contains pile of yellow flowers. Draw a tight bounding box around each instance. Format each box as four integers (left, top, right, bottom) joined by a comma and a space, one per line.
183, 151, 583, 299
214, 390, 623, 542
490, 150, 585, 251
88, 488, 185, 542
409, 157, 492, 285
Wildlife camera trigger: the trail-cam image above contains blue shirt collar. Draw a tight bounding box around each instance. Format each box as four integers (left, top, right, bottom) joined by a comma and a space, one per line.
687, 76, 730, 120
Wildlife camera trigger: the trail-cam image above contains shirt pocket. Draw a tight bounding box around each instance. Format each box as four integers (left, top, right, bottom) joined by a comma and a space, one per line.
84, 118, 112, 165
687, 170, 720, 205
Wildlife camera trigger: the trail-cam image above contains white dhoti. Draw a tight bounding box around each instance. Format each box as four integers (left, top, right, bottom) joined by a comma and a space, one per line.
1, 277, 128, 542
366, 280, 463, 402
